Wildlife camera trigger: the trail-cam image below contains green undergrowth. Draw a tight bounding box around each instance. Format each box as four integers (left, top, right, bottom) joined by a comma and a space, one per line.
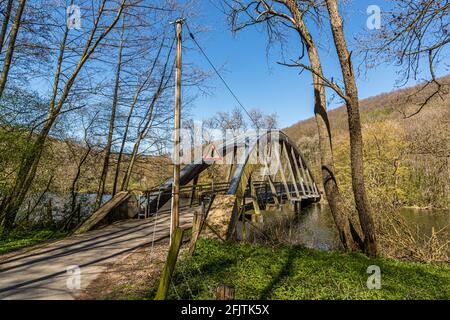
0, 229, 67, 254
151, 239, 450, 300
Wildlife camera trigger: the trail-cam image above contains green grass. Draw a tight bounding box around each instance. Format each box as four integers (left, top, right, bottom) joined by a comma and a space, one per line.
155, 239, 450, 300
0, 229, 67, 254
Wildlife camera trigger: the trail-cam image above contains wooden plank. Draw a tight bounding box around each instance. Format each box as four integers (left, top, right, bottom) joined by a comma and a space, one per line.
261, 140, 280, 205
189, 176, 199, 207
73, 192, 131, 235
298, 156, 313, 196
216, 284, 235, 300
155, 227, 185, 300
307, 171, 319, 197
267, 176, 280, 205
305, 167, 316, 197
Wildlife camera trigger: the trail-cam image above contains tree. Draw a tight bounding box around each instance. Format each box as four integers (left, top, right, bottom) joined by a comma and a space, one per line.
111, 36, 167, 195
0, 0, 127, 238
120, 39, 176, 191
0, 0, 26, 98
95, 14, 126, 210
0, 0, 14, 54
325, 0, 378, 256
249, 108, 278, 130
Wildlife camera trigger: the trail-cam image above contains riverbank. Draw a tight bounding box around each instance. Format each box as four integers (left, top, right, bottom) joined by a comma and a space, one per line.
0, 229, 67, 255
150, 239, 449, 300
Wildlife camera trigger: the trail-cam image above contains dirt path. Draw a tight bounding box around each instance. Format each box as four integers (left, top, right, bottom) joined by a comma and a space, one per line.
0, 212, 193, 300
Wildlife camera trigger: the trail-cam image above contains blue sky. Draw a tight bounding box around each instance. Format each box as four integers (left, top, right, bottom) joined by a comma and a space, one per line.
184, 0, 450, 128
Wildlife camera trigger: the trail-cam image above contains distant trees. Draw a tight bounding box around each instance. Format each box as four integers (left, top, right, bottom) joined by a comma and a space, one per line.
204, 107, 278, 135
248, 109, 278, 130
359, 0, 449, 118
0, 0, 201, 238
0, 0, 127, 238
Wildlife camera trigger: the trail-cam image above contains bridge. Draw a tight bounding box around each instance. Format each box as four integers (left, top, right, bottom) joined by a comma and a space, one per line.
75, 130, 321, 240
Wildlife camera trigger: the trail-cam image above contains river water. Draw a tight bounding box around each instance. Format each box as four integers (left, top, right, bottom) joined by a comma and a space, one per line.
259, 204, 450, 251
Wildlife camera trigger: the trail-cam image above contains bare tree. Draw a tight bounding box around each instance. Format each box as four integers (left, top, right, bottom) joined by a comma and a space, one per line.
111, 37, 167, 195
121, 39, 175, 191
0, 0, 26, 98
0, 0, 14, 54
95, 14, 126, 210
0, 0, 127, 238
325, 0, 377, 256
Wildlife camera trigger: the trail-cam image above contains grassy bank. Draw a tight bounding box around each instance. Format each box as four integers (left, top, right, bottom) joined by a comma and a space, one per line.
155, 239, 450, 300
0, 230, 66, 254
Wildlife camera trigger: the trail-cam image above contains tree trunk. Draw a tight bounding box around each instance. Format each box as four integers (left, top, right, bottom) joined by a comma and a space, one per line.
112, 39, 166, 195
0, 125, 49, 238
95, 15, 125, 209
283, 1, 362, 251
121, 43, 174, 192
325, 0, 378, 256
0, 0, 26, 98
121, 134, 142, 191
0, 0, 14, 54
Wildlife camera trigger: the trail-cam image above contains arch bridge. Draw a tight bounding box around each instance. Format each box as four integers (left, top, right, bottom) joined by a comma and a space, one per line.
75, 130, 320, 239
141, 130, 320, 240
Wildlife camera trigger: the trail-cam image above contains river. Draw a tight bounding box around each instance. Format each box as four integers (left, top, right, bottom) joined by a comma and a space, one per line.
259, 204, 450, 251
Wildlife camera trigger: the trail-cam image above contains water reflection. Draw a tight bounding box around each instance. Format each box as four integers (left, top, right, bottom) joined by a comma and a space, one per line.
259, 203, 449, 251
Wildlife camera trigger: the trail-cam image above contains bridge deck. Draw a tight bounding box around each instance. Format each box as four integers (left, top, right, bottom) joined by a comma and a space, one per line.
0, 210, 194, 300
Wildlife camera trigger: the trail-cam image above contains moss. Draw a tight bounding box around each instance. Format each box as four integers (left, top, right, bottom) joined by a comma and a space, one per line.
160, 239, 450, 300
0, 229, 66, 254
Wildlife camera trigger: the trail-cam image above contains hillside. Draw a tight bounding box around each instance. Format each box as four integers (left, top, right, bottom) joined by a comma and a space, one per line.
285, 75, 450, 209
285, 75, 450, 140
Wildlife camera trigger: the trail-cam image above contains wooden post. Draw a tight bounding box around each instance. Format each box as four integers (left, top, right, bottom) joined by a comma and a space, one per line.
216, 284, 235, 300
155, 227, 185, 300
170, 19, 183, 243
189, 210, 203, 255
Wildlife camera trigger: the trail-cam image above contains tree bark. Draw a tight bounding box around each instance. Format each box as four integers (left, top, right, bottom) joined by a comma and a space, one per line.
325, 0, 378, 256
0, 0, 26, 98
0, 0, 14, 54
286, 6, 360, 251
